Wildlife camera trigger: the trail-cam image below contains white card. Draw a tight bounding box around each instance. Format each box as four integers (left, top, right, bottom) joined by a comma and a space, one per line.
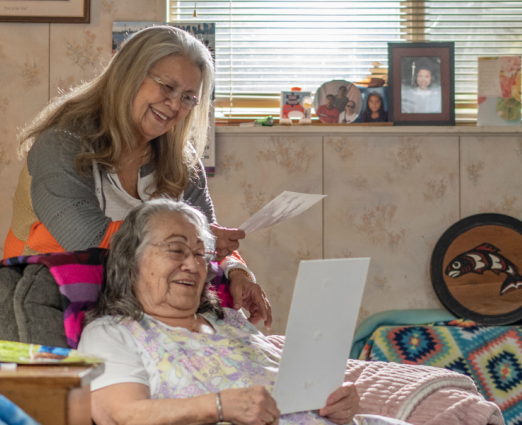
239, 191, 326, 234
273, 258, 370, 415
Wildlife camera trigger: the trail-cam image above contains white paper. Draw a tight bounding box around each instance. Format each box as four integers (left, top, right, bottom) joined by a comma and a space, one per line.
478, 59, 502, 97
239, 191, 326, 234
273, 258, 370, 415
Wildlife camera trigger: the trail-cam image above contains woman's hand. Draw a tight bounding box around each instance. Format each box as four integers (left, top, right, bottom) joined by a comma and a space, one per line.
220, 386, 280, 425
319, 382, 359, 424
229, 270, 272, 330
210, 223, 246, 262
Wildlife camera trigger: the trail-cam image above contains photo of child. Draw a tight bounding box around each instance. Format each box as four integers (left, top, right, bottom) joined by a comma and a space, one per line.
361, 91, 388, 123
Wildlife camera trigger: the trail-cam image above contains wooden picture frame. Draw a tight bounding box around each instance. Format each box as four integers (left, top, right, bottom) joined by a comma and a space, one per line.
388, 42, 455, 126
0, 0, 89, 23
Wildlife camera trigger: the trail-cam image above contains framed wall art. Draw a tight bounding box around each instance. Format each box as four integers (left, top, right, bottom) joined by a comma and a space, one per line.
0, 0, 89, 23
431, 213, 522, 325
388, 42, 455, 126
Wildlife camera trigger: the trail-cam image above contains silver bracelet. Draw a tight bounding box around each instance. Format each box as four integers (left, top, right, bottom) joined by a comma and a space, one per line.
216, 391, 224, 422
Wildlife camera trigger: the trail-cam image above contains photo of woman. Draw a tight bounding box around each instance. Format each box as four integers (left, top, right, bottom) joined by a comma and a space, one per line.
400, 56, 442, 114
361, 91, 388, 123
338, 100, 359, 123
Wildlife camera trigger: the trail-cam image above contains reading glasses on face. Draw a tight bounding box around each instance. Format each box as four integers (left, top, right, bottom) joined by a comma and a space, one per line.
148, 74, 200, 110
150, 241, 216, 265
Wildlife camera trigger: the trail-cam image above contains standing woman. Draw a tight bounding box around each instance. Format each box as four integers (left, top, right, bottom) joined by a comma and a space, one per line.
5, 26, 271, 326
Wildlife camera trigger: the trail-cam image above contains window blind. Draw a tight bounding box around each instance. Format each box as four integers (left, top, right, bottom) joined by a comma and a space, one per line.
421, 1, 522, 122
168, 0, 522, 123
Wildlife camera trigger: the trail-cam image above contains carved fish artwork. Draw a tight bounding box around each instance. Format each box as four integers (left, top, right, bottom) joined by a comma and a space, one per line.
445, 243, 522, 295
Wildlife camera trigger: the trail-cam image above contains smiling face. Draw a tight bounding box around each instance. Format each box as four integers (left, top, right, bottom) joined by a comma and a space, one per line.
416, 69, 432, 90
345, 101, 356, 115
132, 55, 202, 145
135, 212, 207, 320
368, 95, 381, 113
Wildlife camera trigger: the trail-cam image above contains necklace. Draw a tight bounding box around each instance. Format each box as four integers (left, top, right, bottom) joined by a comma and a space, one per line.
121, 147, 151, 169
188, 314, 198, 332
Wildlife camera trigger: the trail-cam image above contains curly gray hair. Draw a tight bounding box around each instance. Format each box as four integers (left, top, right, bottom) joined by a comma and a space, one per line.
86, 199, 223, 324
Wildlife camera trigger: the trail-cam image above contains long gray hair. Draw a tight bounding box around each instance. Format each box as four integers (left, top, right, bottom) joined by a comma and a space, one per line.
19, 25, 214, 198
86, 199, 223, 324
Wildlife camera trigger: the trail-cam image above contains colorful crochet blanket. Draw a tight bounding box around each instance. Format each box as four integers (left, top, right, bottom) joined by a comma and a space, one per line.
359, 319, 520, 424
1, 249, 233, 349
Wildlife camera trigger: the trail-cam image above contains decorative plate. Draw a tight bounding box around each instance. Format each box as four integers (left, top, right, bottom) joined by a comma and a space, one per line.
431, 213, 522, 325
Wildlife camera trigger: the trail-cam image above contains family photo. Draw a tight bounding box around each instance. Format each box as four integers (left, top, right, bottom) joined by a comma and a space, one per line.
313, 80, 363, 123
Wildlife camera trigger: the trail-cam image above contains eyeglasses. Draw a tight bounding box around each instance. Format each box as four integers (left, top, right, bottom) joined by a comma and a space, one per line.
150, 241, 216, 265
148, 74, 200, 110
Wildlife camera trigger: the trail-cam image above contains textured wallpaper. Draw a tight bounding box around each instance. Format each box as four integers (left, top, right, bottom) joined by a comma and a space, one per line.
210, 134, 464, 334
1, 1, 521, 335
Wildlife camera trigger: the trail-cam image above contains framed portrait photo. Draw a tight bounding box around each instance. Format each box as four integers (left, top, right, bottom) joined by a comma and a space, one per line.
388, 42, 455, 126
0, 0, 89, 23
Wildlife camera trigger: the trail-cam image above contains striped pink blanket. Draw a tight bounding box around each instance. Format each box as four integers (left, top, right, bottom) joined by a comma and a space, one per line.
1, 248, 233, 348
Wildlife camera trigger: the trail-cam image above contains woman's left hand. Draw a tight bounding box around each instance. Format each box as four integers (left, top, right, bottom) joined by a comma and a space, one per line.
229, 270, 272, 330
319, 382, 359, 424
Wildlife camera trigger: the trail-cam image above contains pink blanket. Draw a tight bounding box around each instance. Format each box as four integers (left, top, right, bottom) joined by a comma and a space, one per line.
345, 359, 504, 425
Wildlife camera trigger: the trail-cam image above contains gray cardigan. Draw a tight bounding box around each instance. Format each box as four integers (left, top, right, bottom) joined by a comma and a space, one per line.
27, 128, 216, 251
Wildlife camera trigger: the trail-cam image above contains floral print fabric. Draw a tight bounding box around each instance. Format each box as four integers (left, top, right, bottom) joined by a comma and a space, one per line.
121, 309, 409, 425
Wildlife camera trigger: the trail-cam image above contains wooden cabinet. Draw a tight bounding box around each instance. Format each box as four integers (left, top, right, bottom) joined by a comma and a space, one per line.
0, 364, 104, 425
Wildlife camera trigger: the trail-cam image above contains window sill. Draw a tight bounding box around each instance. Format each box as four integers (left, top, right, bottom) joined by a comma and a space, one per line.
215, 124, 522, 136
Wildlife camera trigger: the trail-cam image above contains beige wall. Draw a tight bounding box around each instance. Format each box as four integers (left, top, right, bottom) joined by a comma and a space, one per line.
210, 128, 522, 334
1, 3, 522, 335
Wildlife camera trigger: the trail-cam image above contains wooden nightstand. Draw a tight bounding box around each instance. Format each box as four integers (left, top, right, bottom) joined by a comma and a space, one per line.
0, 363, 104, 425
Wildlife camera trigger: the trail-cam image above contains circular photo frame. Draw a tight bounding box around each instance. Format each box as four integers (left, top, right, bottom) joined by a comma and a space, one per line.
431, 213, 522, 325
313, 80, 362, 124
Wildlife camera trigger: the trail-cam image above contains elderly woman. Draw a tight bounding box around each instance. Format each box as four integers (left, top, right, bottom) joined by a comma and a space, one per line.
4, 25, 269, 326
78, 199, 360, 425
79, 199, 504, 425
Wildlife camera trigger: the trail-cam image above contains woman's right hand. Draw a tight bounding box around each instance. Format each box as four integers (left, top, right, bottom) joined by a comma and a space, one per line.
210, 223, 246, 262
220, 386, 280, 425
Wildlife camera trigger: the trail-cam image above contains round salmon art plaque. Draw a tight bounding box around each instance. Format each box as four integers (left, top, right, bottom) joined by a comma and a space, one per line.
431, 213, 522, 325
